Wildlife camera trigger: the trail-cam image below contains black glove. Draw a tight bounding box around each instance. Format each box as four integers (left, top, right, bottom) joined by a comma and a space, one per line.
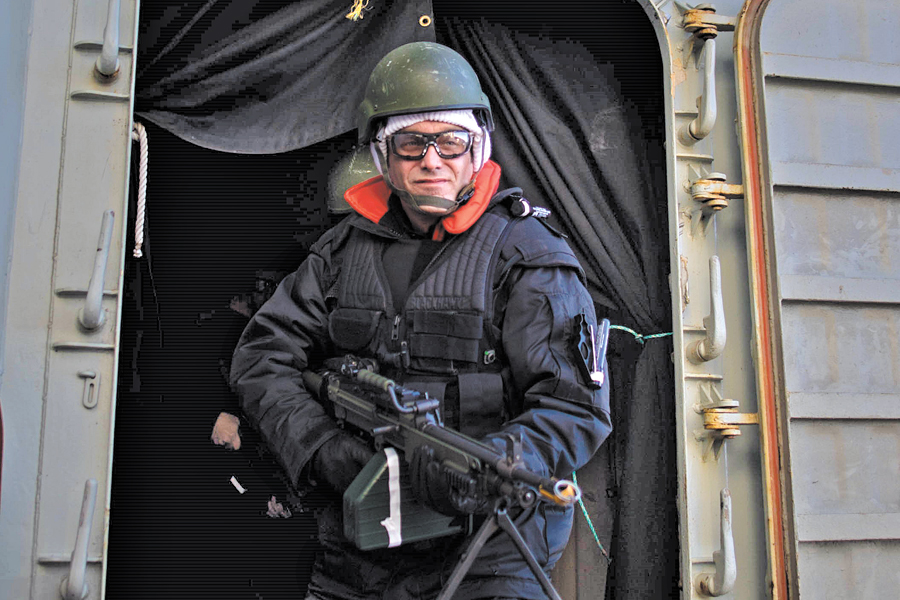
311, 433, 375, 493
408, 444, 491, 516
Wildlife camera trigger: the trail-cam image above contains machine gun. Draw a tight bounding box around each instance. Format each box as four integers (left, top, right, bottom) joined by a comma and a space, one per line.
302, 357, 581, 600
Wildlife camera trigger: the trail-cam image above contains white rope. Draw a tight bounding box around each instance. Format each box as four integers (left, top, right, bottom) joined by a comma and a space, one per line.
131, 122, 148, 258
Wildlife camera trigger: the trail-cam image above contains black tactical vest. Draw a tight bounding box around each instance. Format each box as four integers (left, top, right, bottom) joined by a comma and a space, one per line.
329, 203, 514, 432
324, 191, 581, 436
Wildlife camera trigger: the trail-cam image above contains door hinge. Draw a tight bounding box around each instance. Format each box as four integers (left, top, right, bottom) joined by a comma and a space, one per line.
702, 406, 759, 437
691, 173, 744, 205
682, 4, 737, 39
694, 383, 758, 460
687, 171, 743, 235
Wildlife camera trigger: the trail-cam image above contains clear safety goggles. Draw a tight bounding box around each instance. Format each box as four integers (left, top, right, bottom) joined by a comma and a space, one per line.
388, 130, 473, 160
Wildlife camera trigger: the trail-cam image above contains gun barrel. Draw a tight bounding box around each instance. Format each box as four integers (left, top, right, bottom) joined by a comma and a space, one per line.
421, 423, 579, 505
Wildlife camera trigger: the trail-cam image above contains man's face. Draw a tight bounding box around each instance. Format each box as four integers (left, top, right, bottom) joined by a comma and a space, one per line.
387, 121, 475, 214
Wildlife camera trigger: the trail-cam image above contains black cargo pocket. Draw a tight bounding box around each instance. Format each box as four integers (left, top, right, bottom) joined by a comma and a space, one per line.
457, 373, 505, 438
328, 308, 382, 352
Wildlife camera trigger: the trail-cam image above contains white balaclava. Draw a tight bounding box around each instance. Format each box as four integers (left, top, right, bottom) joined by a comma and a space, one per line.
370, 109, 492, 215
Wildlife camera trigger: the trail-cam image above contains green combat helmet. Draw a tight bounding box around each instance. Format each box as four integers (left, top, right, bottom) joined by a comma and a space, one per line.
357, 42, 494, 144
327, 146, 379, 214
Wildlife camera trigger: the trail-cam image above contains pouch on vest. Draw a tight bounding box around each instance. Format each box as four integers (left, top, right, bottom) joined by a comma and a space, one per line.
457, 372, 505, 438
407, 310, 484, 369
328, 308, 381, 352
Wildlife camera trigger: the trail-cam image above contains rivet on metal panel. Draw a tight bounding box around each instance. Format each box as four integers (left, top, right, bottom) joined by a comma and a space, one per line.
78, 371, 100, 409
695, 489, 736, 596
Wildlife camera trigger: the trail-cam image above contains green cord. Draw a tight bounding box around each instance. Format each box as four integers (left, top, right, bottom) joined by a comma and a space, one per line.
609, 324, 673, 345
572, 471, 611, 564
567, 323, 671, 565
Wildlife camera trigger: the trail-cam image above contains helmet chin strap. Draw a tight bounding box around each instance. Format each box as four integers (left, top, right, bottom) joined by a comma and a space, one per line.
374, 146, 477, 216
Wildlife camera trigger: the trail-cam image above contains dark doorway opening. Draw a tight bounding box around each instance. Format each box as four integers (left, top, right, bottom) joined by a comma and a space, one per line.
107, 2, 670, 599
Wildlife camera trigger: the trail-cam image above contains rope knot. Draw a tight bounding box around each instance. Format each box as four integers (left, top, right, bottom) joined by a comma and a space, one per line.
345, 0, 371, 21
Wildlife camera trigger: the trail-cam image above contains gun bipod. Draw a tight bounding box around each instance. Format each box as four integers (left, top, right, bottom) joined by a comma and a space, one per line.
437, 505, 563, 600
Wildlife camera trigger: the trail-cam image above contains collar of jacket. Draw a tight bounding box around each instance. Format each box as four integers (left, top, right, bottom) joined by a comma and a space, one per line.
343, 160, 502, 239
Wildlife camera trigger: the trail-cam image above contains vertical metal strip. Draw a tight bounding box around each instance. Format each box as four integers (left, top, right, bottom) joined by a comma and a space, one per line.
734, 1, 795, 597
102, 2, 143, 597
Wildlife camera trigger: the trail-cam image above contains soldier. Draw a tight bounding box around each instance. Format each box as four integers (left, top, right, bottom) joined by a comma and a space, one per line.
231, 41, 611, 600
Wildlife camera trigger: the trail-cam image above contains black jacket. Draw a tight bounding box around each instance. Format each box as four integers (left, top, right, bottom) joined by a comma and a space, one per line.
231, 166, 611, 599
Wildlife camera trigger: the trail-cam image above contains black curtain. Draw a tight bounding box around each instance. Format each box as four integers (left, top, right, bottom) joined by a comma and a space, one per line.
136, 0, 434, 153
114, 2, 678, 599
439, 18, 677, 599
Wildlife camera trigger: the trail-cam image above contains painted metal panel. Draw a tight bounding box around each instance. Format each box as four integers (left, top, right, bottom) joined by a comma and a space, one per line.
781, 304, 900, 395
797, 542, 900, 600
774, 190, 900, 282
789, 420, 900, 516
759, 0, 900, 597
0, 0, 75, 596
760, 0, 900, 65
0, 0, 139, 598
764, 80, 900, 172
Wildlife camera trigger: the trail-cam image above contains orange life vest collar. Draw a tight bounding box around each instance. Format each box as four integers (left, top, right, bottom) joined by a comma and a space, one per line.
343, 160, 502, 237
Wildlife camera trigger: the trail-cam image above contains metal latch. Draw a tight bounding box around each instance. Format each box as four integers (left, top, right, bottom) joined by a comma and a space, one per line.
681, 35, 717, 143
682, 4, 737, 39
687, 256, 726, 364
78, 210, 115, 331
696, 489, 736, 596
60, 479, 98, 600
95, 0, 121, 80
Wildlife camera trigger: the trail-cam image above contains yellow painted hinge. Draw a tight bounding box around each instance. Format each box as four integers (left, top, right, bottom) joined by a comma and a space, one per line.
702, 407, 760, 438
691, 173, 745, 205
694, 383, 759, 460
682, 4, 737, 39
687, 172, 743, 235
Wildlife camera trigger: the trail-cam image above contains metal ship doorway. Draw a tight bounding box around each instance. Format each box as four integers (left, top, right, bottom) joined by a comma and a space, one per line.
107, 2, 669, 599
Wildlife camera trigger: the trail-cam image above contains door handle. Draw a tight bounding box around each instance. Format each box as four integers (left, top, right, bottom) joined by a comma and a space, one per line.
688, 256, 726, 362
696, 488, 736, 596
95, 0, 121, 79
683, 36, 717, 142
60, 479, 98, 600
78, 210, 114, 331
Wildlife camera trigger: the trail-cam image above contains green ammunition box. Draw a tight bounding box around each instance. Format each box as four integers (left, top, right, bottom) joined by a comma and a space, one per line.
343, 450, 470, 550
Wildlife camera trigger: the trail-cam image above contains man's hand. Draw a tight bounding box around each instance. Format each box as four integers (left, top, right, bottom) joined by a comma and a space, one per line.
211, 412, 242, 450
311, 433, 375, 493
266, 495, 293, 518
409, 444, 491, 516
